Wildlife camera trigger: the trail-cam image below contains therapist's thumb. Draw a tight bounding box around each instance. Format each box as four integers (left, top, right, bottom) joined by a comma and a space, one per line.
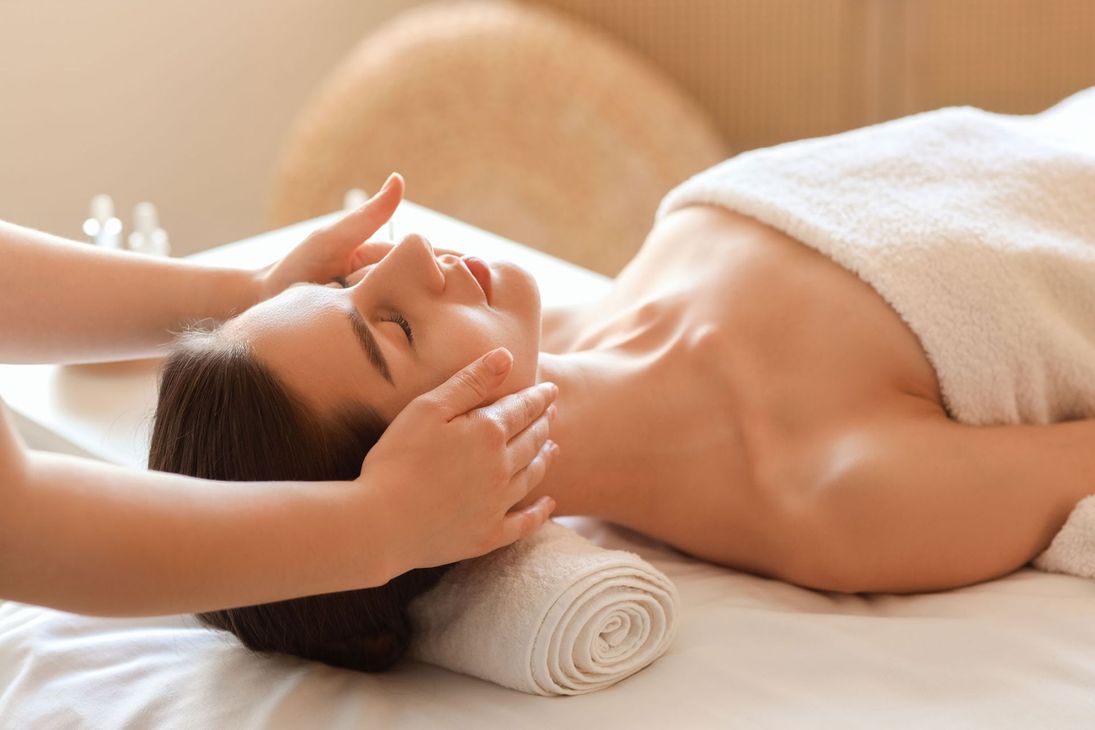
422, 348, 512, 421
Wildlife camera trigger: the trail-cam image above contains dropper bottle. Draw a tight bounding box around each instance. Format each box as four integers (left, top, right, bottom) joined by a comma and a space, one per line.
83, 194, 123, 248
127, 202, 171, 256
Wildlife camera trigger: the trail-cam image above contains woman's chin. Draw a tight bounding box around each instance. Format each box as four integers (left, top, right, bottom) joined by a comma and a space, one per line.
495, 260, 541, 323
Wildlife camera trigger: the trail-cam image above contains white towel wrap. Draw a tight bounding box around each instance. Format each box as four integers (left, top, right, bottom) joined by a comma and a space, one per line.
655, 86, 1095, 579
406, 520, 679, 696
657, 87, 1095, 427
1033, 495, 1095, 577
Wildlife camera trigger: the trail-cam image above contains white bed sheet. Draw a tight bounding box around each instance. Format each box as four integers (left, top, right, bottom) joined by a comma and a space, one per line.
3, 518, 1095, 728
3, 202, 1095, 728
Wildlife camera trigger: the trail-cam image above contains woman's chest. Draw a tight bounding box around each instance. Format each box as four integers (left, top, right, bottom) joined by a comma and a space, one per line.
572, 205, 946, 491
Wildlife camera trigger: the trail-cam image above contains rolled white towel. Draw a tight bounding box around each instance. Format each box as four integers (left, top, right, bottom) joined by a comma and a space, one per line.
406, 520, 679, 696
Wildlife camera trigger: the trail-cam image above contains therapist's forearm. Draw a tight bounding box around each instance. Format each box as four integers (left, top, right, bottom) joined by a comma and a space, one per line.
1, 449, 396, 617
0, 220, 261, 363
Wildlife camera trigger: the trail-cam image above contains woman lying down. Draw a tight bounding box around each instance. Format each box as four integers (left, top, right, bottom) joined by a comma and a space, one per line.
150, 86, 1095, 673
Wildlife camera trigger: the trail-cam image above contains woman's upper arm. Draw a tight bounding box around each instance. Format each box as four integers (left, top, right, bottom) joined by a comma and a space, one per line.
794, 412, 1095, 588
824, 415, 1095, 509
0, 398, 28, 489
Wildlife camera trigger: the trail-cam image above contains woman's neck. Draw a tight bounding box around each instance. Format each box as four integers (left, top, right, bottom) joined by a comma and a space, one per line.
528, 349, 644, 522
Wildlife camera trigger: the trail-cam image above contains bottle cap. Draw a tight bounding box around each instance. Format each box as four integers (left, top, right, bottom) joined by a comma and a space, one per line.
133, 202, 159, 235
91, 194, 115, 223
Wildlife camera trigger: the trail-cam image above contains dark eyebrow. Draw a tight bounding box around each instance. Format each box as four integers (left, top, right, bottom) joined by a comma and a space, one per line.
345, 309, 394, 385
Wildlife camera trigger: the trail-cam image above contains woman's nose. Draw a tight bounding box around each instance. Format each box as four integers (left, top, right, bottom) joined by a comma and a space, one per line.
402, 232, 434, 256
390, 233, 445, 292
349, 233, 445, 295
406, 234, 446, 291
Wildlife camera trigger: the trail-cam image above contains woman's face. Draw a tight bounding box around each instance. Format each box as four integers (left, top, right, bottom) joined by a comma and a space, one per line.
221, 234, 542, 421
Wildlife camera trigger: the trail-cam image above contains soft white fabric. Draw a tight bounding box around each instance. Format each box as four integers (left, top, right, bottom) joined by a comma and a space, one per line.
657, 85, 1095, 579
407, 520, 678, 695
5, 516, 1095, 728
657, 86, 1095, 427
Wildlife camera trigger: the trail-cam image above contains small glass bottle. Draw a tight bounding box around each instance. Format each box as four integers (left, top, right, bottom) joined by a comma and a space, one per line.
127, 202, 171, 257
83, 194, 123, 248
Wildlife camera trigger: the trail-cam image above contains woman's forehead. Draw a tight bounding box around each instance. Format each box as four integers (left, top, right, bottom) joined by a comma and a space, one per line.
226, 287, 379, 412
222, 286, 342, 347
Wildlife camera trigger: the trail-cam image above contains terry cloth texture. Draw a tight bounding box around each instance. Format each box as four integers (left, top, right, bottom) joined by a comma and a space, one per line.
407, 520, 678, 695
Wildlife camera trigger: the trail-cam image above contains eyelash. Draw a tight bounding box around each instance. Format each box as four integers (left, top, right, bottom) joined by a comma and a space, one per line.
328, 280, 413, 345
383, 313, 414, 345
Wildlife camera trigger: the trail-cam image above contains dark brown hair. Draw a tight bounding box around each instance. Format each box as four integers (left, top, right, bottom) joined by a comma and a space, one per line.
148, 326, 454, 671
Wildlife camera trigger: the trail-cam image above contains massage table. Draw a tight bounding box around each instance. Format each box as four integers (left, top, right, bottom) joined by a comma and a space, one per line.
2, 201, 1095, 728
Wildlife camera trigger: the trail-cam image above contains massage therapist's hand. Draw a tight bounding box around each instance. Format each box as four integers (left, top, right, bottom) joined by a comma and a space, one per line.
363, 347, 560, 575
252, 172, 405, 300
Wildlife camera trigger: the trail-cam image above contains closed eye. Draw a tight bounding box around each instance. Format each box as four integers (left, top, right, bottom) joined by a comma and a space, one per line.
311, 280, 408, 344
383, 313, 414, 345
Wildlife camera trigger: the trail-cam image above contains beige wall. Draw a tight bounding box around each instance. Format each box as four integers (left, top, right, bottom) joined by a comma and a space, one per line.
0, 0, 424, 256
531, 0, 1095, 153
5, 0, 1093, 257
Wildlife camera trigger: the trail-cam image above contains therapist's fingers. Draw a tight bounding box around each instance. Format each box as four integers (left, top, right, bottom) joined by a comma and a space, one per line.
481, 381, 559, 441
343, 266, 368, 287
505, 408, 555, 476
417, 348, 514, 421
348, 241, 394, 271
433, 245, 467, 257
256, 174, 405, 301
325, 173, 404, 245
508, 438, 559, 506
493, 496, 557, 551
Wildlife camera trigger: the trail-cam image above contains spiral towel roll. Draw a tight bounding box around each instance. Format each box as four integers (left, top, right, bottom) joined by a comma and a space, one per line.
406, 520, 679, 696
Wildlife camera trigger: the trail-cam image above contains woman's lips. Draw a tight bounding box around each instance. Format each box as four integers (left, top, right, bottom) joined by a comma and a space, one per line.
462, 255, 492, 303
